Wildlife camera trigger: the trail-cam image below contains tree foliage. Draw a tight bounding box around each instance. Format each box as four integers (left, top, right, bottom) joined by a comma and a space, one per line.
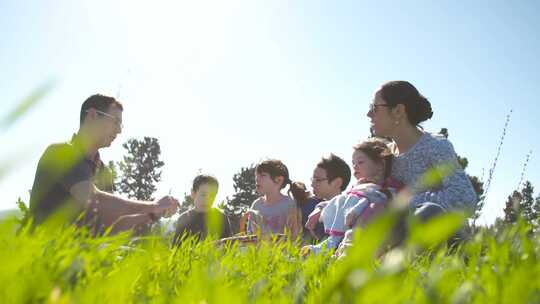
534, 195, 540, 228
222, 164, 258, 217
520, 181, 536, 223
503, 181, 539, 228
116, 137, 164, 201
94, 161, 117, 194
179, 192, 194, 213
503, 191, 520, 224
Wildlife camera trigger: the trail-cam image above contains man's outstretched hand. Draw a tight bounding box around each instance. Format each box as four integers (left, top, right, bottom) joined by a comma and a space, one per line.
154, 196, 179, 218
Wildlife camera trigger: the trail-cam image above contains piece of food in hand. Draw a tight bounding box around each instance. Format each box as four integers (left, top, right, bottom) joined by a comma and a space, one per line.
300, 245, 312, 257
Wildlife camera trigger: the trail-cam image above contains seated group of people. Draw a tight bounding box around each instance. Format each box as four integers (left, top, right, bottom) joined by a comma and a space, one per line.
28, 80, 478, 255
173, 139, 396, 254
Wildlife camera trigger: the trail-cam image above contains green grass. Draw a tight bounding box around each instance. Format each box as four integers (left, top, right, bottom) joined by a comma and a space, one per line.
1, 213, 540, 304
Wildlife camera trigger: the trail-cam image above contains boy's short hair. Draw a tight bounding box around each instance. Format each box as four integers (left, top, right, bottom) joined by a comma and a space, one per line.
192, 174, 219, 193
316, 154, 351, 191
80, 94, 124, 125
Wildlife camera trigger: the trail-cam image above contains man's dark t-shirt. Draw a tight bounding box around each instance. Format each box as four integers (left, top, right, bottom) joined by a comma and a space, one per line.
172, 208, 232, 245
29, 134, 113, 225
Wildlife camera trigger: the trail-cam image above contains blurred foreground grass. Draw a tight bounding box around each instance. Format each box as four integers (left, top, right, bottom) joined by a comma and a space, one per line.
1, 212, 540, 304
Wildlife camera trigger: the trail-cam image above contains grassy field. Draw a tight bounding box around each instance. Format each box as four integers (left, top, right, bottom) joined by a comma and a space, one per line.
1, 211, 539, 304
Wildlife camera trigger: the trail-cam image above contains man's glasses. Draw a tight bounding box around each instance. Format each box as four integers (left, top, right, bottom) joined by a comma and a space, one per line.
369, 103, 391, 113
89, 110, 123, 129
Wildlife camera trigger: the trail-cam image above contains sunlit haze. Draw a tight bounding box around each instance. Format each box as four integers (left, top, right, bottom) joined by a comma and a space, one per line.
2, 1, 540, 226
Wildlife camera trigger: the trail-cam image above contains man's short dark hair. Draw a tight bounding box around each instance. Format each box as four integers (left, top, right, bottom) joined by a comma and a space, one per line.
316, 154, 351, 191
192, 174, 219, 193
80, 94, 124, 125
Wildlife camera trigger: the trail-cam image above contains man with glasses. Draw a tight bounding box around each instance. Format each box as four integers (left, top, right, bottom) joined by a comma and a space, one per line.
304, 154, 351, 238
29, 94, 178, 233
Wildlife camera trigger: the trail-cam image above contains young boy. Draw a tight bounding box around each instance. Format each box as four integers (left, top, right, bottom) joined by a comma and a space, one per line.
304, 154, 351, 240
172, 174, 232, 245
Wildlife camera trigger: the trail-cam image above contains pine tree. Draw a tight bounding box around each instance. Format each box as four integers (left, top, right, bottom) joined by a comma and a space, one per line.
519, 181, 535, 224
116, 137, 164, 200
222, 164, 258, 217
533, 195, 540, 228
502, 182, 537, 227
503, 191, 520, 224
178, 192, 194, 213
468, 175, 485, 221
95, 161, 117, 193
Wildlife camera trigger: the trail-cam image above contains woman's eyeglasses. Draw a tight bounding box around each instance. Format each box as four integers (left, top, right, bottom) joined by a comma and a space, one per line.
369, 103, 391, 113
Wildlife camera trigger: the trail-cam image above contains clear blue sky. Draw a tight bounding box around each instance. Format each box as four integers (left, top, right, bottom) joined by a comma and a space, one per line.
1, 0, 539, 225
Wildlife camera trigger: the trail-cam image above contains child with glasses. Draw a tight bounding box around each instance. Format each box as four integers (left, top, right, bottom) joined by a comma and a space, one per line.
302, 138, 400, 255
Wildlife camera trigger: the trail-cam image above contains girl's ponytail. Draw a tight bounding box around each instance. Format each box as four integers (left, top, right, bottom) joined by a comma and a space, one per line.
288, 180, 310, 205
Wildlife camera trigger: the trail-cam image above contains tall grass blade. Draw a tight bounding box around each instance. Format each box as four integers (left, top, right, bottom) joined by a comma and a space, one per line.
1, 80, 55, 131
